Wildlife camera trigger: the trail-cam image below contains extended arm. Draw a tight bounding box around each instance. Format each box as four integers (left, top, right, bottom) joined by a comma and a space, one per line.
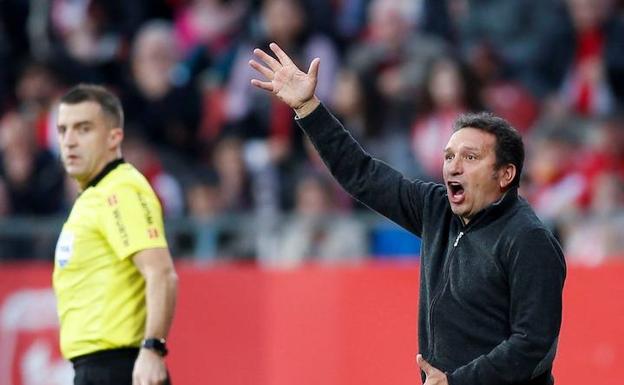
249, 43, 440, 235
132, 247, 178, 385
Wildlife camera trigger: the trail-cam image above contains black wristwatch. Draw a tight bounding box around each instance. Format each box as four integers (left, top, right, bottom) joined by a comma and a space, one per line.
141, 338, 168, 357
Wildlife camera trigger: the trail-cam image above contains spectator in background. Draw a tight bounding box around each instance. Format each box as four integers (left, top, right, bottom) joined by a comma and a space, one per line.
0, 178, 18, 261
123, 20, 202, 171
0, 111, 65, 215
430, 0, 560, 97
573, 116, 624, 206
522, 122, 587, 231
300, 136, 356, 211
297, 0, 337, 38
210, 134, 256, 213
538, 0, 624, 116
273, 130, 358, 213
331, 68, 367, 140
524, 115, 624, 232
332, 0, 369, 44
225, 0, 340, 211
0, 178, 8, 216
0, 0, 623, 262
14, 61, 65, 153
16, 62, 61, 117
206, 135, 258, 259
467, 43, 540, 133
47, 0, 125, 86
346, 0, 448, 174
262, 173, 367, 267
122, 130, 185, 218
420, 0, 455, 44
410, 56, 481, 181
186, 169, 222, 219
0, 39, 12, 112
226, 0, 339, 153
172, 0, 249, 88
562, 172, 624, 265
173, 0, 247, 59
185, 168, 222, 259
554, 114, 624, 264
0, 0, 31, 106
0, 110, 65, 260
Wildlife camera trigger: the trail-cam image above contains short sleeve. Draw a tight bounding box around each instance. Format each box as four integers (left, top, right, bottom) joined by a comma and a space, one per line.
99, 184, 168, 259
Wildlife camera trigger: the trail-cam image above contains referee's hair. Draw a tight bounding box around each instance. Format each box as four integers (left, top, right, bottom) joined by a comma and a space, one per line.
60, 84, 124, 129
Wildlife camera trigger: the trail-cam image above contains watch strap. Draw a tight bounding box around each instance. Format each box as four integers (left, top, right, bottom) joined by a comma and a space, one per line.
141, 338, 168, 357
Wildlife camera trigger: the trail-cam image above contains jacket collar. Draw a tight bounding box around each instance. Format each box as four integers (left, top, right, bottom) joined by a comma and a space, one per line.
457, 188, 518, 230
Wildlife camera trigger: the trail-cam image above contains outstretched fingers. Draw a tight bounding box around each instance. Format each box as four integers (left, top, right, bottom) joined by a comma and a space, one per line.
250, 79, 274, 92
269, 42, 296, 67
249, 59, 274, 80
307, 57, 320, 79
253, 48, 281, 71
250, 48, 279, 92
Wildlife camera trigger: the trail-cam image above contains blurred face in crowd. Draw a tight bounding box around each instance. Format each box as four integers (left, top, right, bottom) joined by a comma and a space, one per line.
57, 101, 122, 188
17, 64, 58, 107
296, 177, 331, 217
368, 0, 415, 47
262, 0, 304, 45
567, 0, 608, 31
527, 139, 569, 185
443, 128, 515, 223
333, 69, 363, 118
429, 59, 464, 109
187, 183, 222, 219
132, 24, 177, 98
0, 112, 37, 186
213, 137, 245, 183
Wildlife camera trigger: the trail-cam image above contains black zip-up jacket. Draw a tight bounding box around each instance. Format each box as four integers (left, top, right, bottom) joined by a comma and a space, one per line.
297, 104, 566, 385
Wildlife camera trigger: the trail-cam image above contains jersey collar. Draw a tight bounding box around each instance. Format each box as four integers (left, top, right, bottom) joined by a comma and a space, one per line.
85, 158, 125, 189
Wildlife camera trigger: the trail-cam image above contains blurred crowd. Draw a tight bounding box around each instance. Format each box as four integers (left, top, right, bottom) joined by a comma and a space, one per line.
1, 0, 624, 265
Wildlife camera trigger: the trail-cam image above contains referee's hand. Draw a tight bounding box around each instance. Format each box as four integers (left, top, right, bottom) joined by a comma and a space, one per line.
133, 349, 168, 385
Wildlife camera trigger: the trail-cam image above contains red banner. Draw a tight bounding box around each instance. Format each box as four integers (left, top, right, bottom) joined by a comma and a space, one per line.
1, 261, 623, 385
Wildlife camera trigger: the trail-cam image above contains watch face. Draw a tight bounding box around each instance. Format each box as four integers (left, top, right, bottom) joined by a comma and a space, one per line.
142, 338, 168, 356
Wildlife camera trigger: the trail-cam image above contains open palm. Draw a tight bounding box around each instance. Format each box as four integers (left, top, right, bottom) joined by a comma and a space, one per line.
249, 43, 320, 110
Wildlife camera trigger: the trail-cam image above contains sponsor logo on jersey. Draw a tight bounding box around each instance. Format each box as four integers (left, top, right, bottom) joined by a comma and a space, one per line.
55, 231, 74, 268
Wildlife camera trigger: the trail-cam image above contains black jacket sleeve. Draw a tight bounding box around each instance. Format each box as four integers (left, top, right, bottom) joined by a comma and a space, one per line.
296, 104, 433, 236
447, 227, 566, 385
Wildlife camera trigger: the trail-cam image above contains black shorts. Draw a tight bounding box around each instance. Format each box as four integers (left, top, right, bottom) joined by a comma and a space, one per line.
71, 348, 171, 385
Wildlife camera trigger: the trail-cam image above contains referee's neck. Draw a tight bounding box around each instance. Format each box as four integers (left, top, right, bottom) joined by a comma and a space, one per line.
80, 157, 125, 190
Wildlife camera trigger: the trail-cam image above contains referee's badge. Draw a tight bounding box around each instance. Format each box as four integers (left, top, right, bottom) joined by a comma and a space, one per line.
55, 230, 74, 268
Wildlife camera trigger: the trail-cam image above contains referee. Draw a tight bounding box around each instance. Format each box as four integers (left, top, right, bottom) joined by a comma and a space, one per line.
53, 84, 178, 385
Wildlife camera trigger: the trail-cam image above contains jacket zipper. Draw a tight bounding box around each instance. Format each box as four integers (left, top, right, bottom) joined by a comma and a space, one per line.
453, 231, 464, 247
428, 230, 465, 358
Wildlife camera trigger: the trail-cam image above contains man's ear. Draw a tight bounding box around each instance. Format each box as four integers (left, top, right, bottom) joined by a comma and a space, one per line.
109, 127, 124, 150
499, 164, 516, 190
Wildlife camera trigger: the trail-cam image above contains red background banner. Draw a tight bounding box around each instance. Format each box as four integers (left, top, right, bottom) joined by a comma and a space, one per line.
1, 261, 623, 385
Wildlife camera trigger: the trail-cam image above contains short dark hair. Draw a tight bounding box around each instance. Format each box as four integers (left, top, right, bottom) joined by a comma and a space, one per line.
453, 112, 524, 188
60, 84, 124, 128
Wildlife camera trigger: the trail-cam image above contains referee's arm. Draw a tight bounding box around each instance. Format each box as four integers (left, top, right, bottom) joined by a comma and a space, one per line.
133, 247, 178, 385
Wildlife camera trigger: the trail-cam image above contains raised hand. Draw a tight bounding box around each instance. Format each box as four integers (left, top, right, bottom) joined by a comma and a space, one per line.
249, 42, 320, 117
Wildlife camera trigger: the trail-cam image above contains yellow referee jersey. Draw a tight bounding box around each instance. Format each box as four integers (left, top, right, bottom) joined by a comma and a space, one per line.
53, 160, 168, 359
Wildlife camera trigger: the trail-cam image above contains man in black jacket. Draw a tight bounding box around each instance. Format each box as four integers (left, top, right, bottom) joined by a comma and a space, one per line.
249, 43, 566, 385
